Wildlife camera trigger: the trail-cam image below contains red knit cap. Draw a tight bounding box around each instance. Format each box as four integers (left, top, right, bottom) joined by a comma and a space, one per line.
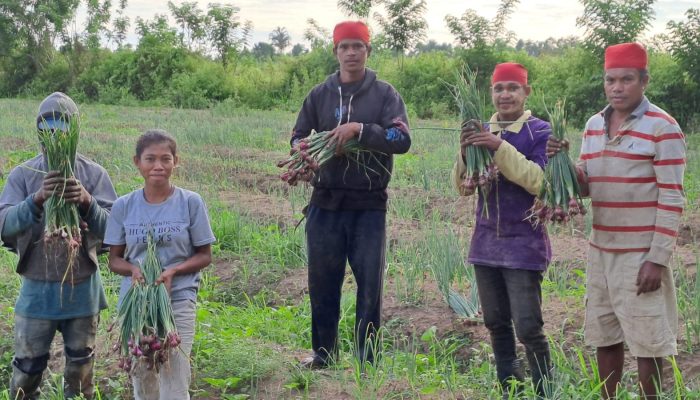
604, 43, 647, 69
491, 62, 528, 85
333, 21, 370, 46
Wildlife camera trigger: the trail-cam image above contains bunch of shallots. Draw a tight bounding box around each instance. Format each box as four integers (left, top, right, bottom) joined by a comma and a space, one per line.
277, 130, 365, 186
117, 331, 181, 372
528, 99, 586, 226
449, 66, 498, 217
37, 116, 82, 284
115, 230, 180, 373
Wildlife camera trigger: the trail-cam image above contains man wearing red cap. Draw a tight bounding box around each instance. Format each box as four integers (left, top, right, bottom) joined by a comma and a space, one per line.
549, 43, 685, 399
290, 21, 410, 368
453, 62, 552, 398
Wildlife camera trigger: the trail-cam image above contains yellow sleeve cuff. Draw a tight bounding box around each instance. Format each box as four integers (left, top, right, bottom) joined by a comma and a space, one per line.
493, 141, 543, 195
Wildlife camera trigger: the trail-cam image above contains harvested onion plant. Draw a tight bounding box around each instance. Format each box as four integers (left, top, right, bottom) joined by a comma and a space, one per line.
448, 66, 497, 216
529, 100, 586, 225
116, 230, 180, 373
277, 130, 383, 186
37, 116, 81, 285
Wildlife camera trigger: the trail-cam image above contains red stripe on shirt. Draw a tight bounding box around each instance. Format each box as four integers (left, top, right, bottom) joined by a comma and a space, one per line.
585, 129, 605, 137
653, 159, 686, 166
618, 131, 685, 143
657, 183, 684, 190
580, 152, 601, 160
645, 111, 678, 125
593, 224, 654, 233
589, 243, 650, 253
605, 151, 654, 160
655, 132, 685, 142
592, 201, 658, 208
591, 201, 683, 213
657, 204, 683, 213
587, 176, 656, 183
580, 150, 654, 161
655, 226, 678, 237
593, 224, 678, 237
620, 130, 655, 141
580, 152, 600, 160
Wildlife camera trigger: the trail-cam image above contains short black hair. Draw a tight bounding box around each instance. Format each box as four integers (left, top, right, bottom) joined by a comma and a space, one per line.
135, 129, 177, 158
638, 69, 649, 81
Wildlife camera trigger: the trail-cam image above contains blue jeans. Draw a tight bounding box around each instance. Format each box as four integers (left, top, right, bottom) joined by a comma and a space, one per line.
474, 265, 551, 397
10, 314, 98, 400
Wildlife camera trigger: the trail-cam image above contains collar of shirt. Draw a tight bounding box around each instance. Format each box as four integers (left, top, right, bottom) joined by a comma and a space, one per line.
489, 110, 532, 135
601, 96, 650, 145
601, 95, 650, 129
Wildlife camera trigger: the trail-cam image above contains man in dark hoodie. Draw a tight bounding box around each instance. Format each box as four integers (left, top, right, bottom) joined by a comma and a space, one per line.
291, 21, 411, 368
0, 92, 117, 399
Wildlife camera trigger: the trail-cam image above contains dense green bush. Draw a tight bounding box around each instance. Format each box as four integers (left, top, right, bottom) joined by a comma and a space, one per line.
378, 51, 457, 118
2, 43, 698, 130
647, 52, 699, 132
23, 53, 73, 96
529, 47, 605, 127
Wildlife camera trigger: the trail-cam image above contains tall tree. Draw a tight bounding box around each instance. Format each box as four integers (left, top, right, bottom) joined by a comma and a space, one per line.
206, 3, 242, 65
576, 0, 656, 57
269, 26, 291, 54
374, 0, 427, 58
240, 20, 253, 50
445, 9, 490, 48
445, 0, 519, 48
304, 18, 330, 49
168, 1, 206, 51
109, 0, 130, 49
0, 0, 81, 92
337, 0, 374, 19
667, 8, 700, 82
85, 0, 112, 50
493, 0, 519, 43
135, 14, 178, 47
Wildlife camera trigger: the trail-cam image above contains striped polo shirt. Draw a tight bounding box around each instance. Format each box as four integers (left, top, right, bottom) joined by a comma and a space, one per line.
577, 96, 686, 267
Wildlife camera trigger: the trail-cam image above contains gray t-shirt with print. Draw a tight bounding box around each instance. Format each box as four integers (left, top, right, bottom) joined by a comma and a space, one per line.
104, 187, 216, 303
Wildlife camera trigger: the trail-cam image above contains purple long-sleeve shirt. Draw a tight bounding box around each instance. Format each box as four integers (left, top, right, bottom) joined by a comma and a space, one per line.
467, 116, 552, 271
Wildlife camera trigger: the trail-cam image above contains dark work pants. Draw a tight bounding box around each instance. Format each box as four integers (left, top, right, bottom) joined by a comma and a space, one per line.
474, 265, 551, 397
10, 314, 98, 400
306, 205, 386, 363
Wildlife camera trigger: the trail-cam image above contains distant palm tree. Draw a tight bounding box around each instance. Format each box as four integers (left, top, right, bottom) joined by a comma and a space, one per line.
269, 26, 291, 54
337, 0, 374, 19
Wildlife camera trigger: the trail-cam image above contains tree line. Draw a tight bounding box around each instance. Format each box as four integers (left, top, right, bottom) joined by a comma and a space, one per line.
0, 0, 698, 129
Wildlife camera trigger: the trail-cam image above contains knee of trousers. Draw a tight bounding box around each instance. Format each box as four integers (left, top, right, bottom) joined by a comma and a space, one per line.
514, 324, 547, 348
65, 346, 95, 365
483, 317, 514, 335
13, 354, 49, 375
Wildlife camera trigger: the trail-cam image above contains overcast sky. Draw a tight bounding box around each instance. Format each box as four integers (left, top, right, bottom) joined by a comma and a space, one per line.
79, 0, 697, 48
